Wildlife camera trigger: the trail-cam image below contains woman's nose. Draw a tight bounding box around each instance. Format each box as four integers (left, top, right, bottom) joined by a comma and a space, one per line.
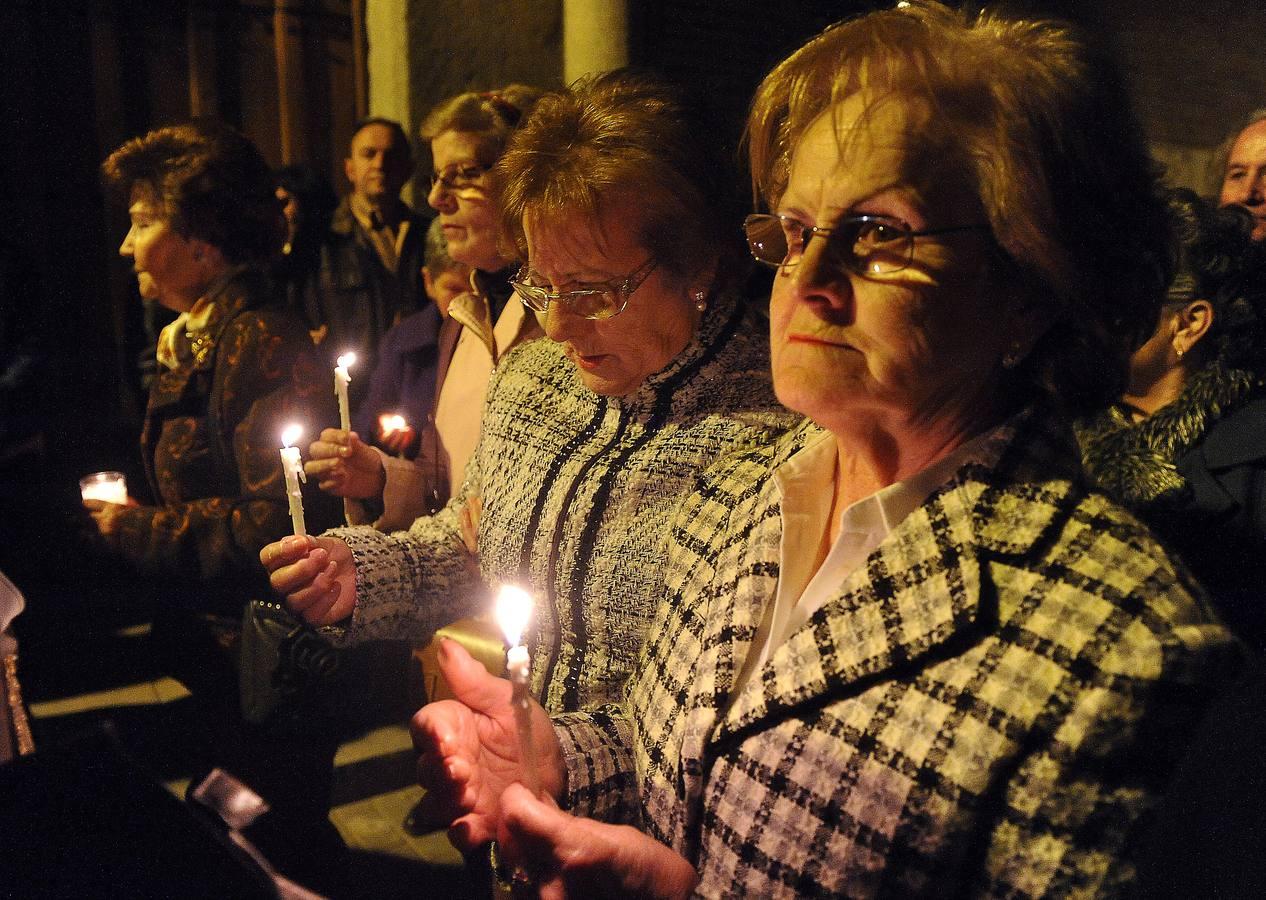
427, 180, 455, 212
787, 235, 853, 313
543, 299, 584, 342
119, 227, 135, 257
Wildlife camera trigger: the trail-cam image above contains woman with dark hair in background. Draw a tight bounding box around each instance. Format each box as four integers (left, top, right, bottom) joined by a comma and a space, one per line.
1080, 190, 1266, 649
271, 162, 337, 329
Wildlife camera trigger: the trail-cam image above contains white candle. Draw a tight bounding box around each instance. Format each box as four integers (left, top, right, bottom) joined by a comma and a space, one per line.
280, 424, 307, 536
79, 471, 128, 505
334, 352, 356, 431
495, 585, 539, 796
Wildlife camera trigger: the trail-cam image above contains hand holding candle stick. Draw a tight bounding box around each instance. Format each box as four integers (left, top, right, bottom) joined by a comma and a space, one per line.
495, 584, 540, 797
334, 352, 356, 431
280, 424, 307, 536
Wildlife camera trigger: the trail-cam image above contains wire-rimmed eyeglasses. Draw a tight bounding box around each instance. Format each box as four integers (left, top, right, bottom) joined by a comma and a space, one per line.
511, 258, 658, 320
429, 164, 491, 192
743, 213, 991, 276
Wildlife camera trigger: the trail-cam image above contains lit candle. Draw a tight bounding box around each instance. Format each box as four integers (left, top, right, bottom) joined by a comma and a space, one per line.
379, 413, 409, 458
79, 471, 128, 505
280, 424, 307, 536
334, 352, 356, 431
495, 584, 539, 796
379, 413, 407, 437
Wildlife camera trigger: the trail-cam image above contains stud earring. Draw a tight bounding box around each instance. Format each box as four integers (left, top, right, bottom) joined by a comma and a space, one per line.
1176, 346, 1185, 360
693, 290, 707, 312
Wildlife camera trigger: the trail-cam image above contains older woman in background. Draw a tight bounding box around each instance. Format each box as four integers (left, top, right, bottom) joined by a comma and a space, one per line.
94, 121, 337, 633
310, 85, 546, 525
262, 73, 797, 725
413, 4, 1241, 896
95, 121, 342, 890
1080, 190, 1266, 649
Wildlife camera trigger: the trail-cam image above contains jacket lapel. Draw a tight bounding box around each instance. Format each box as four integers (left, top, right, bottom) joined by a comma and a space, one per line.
716, 410, 1076, 740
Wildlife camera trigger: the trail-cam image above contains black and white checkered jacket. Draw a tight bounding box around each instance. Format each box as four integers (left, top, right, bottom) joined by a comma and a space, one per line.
556, 411, 1242, 897
327, 293, 800, 713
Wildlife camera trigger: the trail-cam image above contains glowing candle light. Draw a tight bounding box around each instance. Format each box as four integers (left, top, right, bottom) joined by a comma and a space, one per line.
495, 584, 539, 795
379, 413, 408, 436
79, 471, 128, 505
334, 352, 356, 431
280, 424, 307, 536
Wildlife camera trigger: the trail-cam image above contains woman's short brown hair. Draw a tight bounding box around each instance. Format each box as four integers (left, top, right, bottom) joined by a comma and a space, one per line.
496, 70, 725, 289
747, 0, 1173, 416
101, 120, 283, 265
419, 84, 546, 165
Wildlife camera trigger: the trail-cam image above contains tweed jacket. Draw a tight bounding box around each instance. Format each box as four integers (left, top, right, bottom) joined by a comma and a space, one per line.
104, 269, 340, 615
555, 412, 1241, 897
326, 293, 800, 712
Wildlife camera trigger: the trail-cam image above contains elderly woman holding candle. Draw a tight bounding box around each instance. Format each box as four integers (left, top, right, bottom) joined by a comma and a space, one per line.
408, 4, 1243, 896
95, 120, 343, 887
261, 73, 799, 724
93, 121, 337, 617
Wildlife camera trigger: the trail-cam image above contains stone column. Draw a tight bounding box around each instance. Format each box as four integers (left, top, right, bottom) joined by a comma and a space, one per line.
563, 0, 628, 83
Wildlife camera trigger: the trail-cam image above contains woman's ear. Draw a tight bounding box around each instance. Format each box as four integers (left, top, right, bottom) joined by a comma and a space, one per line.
1174, 299, 1214, 357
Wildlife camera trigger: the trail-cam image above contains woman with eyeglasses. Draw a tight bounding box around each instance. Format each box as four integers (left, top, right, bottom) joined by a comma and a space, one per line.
305, 85, 546, 527
260, 70, 797, 751
405, 4, 1240, 896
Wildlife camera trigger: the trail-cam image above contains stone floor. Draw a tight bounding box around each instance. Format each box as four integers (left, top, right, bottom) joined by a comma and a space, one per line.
16, 616, 483, 899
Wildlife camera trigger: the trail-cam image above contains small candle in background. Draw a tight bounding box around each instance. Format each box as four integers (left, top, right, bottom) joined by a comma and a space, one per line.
79, 471, 128, 505
495, 584, 539, 796
379, 413, 407, 437
334, 352, 356, 431
379, 413, 409, 458
280, 424, 307, 536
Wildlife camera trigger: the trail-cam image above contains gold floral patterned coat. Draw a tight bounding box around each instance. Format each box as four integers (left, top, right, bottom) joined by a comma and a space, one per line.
103, 268, 339, 615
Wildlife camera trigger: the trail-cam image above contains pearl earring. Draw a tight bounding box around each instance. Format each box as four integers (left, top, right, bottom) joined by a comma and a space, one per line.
1176, 346, 1185, 360
693, 290, 706, 312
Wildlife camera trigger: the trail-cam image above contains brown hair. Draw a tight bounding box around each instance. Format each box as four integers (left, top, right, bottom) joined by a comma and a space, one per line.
102, 120, 283, 264
746, 0, 1173, 415
419, 84, 545, 164
496, 70, 725, 288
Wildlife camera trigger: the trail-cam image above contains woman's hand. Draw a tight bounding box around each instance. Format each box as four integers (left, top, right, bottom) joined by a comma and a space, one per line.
304, 428, 386, 500
498, 783, 698, 900
83, 496, 140, 538
258, 534, 357, 626
409, 638, 565, 851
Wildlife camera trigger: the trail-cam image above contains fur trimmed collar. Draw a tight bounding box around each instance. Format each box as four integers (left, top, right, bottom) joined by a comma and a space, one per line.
1076, 362, 1259, 508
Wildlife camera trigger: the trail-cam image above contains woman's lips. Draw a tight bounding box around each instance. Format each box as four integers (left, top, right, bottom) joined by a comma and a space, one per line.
787, 332, 852, 349
571, 349, 609, 370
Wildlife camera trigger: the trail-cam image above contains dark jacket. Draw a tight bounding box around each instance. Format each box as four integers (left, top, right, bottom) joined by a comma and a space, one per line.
1078, 363, 1266, 650
299, 198, 428, 411
104, 268, 341, 616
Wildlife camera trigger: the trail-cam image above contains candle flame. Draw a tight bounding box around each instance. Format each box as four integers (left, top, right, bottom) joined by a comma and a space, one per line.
281, 423, 303, 448
379, 413, 408, 435
336, 352, 357, 369
495, 585, 532, 647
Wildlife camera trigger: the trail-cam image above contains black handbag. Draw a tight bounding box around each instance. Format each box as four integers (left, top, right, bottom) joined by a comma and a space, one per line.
239, 599, 342, 730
